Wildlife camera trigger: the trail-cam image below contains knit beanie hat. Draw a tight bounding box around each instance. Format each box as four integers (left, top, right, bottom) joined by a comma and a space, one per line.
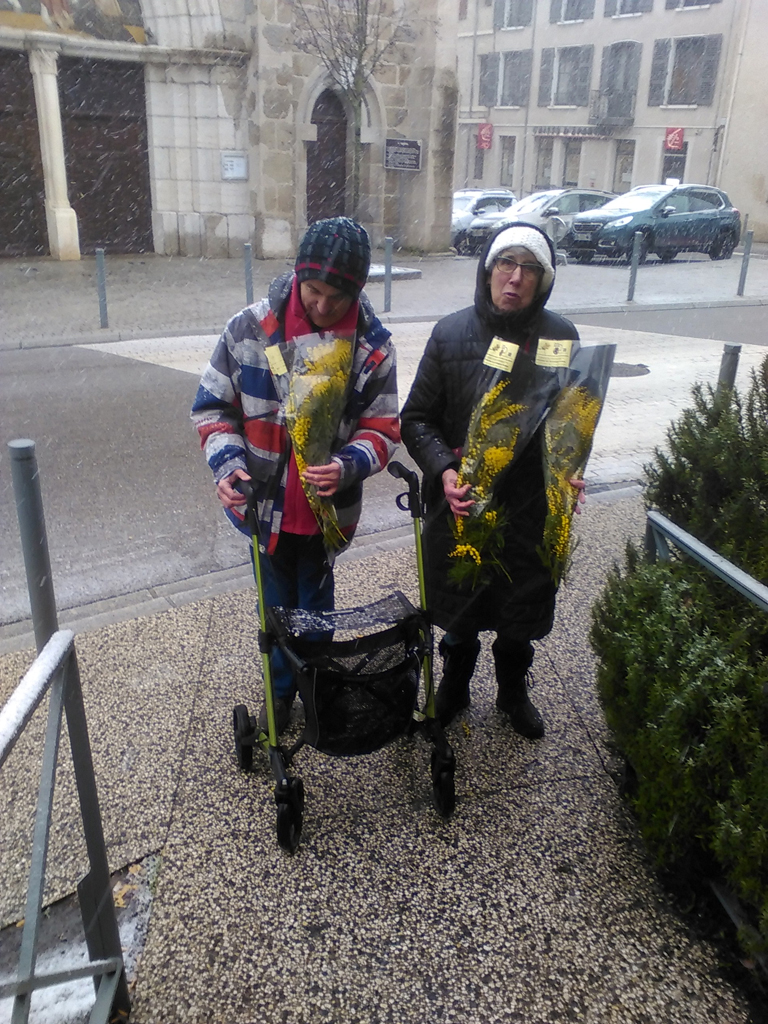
295, 217, 371, 300
484, 224, 555, 296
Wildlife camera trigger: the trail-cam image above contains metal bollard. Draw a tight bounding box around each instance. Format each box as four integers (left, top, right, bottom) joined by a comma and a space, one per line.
626, 231, 643, 302
717, 342, 742, 395
8, 439, 59, 653
244, 242, 254, 306
383, 236, 393, 313
737, 229, 753, 297
95, 248, 108, 329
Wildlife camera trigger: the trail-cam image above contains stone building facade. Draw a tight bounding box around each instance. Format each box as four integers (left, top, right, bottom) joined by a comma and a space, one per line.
0, 0, 458, 260
455, 0, 768, 240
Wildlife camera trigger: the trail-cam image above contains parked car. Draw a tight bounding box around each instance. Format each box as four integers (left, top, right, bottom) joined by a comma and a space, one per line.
465, 188, 616, 253
451, 188, 517, 252
562, 184, 741, 264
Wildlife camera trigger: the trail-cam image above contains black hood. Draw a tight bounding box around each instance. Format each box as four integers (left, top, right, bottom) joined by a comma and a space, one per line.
474, 221, 557, 335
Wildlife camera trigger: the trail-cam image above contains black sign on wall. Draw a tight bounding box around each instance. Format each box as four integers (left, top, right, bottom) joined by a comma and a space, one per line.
384, 138, 422, 171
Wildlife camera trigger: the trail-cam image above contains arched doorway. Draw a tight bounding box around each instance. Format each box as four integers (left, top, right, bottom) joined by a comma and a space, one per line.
306, 90, 347, 224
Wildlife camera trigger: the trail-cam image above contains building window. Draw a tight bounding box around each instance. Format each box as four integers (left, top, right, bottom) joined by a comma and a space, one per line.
459, 0, 468, 20
539, 46, 594, 107
562, 139, 581, 186
534, 137, 554, 189
479, 53, 499, 106
613, 139, 635, 192
474, 141, 485, 180
550, 0, 596, 22
604, 0, 653, 14
500, 135, 516, 186
494, 0, 534, 29
500, 50, 533, 106
666, 0, 723, 9
661, 141, 687, 183
594, 40, 641, 121
648, 35, 723, 107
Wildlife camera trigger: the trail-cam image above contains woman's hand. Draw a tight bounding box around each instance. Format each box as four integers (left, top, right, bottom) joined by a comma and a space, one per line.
443, 468, 474, 518
303, 461, 342, 497
216, 468, 251, 509
570, 477, 586, 515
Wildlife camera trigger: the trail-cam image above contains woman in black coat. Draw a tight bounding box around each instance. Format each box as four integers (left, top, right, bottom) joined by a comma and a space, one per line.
400, 223, 581, 737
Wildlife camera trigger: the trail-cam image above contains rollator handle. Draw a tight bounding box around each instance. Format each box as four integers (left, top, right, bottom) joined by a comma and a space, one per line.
388, 460, 422, 519
234, 477, 262, 541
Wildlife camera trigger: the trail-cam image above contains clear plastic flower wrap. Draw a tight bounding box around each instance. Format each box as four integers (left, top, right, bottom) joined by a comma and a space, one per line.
449, 339, 571, 588
538, 343, 616, 585
281, 331, 355, 550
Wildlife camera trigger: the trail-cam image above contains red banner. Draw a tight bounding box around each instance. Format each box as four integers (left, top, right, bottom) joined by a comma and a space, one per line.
664, 127, 684, 152
477, 123, 493, 150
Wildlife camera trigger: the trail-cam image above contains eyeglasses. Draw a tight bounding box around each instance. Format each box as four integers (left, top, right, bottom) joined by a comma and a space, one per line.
493, 256, 544, 280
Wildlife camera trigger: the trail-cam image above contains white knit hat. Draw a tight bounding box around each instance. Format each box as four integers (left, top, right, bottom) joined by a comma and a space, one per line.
485, 225, 555, 295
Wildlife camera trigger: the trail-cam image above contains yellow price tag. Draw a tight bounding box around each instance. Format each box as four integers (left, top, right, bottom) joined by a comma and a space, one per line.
265, 344, 288, 376
483, 337, 519, 372
535, 338, 572, 368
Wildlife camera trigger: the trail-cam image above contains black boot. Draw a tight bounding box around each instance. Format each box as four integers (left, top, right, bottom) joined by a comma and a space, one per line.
435, 637, 481, 727
492, 639, 544, 739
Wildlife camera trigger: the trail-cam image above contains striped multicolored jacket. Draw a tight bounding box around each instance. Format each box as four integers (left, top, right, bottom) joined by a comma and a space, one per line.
191, 272, 400, 553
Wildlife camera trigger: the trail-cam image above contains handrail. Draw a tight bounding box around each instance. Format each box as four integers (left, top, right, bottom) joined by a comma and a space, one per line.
3, 439, 130, 1024
0, 631, 74, 770
645, 509, 768, 614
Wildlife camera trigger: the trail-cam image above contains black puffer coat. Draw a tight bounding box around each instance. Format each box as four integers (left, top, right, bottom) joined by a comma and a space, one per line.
400, 224, 579, 640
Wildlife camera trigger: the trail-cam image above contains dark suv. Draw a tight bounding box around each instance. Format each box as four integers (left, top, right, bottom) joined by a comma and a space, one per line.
563, 185, 741, 264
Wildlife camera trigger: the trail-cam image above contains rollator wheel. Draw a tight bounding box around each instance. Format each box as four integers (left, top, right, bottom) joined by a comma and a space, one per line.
233, 703, 254, 771
276, 777, 304, 854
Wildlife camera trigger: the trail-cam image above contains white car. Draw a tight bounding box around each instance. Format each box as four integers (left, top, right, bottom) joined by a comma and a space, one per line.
466, 188, 616, 253
452, 189, 517, 252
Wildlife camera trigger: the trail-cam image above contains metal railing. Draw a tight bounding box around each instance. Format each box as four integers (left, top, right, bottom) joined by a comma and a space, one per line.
0, 439, 130, 1024
645, 509, 768, 614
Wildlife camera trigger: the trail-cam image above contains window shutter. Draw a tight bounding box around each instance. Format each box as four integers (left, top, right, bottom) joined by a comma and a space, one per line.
479, 53, 499, 106
582, 0, 596, 17
604, 0, 617, 15
574, 44, 594, 106
519, 0, 534, 24
493, 0, 505, 30
538, 48, 555, 106
599, 43, 612, 92
648, 38, 670, 106
518, 49, 533, 104
550, 0, 563, 21
698, 34, 722, 105
626, 40, 641, 94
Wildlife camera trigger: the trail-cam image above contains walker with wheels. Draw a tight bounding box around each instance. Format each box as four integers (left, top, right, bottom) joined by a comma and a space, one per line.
231, 461, 455, 853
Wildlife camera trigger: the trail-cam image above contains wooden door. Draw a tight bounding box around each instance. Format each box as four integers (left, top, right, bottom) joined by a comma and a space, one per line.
59, 57, 152, 253
0, 51, 47, 257
306, 90, 347, 224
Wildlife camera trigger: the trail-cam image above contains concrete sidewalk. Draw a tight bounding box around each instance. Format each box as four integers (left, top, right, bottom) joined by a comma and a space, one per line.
1, 246, 767, 349
0, 491, 756, 1023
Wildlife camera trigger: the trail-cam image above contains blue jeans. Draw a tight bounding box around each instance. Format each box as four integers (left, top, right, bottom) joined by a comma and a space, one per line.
253, 533, 335, 699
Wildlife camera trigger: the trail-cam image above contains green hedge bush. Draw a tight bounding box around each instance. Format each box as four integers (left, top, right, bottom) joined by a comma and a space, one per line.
590, 356, 768, 950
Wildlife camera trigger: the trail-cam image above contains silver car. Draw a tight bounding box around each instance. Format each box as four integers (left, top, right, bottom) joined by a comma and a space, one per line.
466, 188, 616, 252
452, 189, 517, 253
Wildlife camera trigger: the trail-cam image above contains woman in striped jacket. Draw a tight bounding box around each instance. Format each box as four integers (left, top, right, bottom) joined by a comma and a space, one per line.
192, 218, 400, 733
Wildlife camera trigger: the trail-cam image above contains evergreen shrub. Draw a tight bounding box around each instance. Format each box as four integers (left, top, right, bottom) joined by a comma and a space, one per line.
590, 356, 768, 949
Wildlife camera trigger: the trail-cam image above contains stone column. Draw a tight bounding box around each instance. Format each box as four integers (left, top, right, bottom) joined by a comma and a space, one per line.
28, 48, 80, 261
